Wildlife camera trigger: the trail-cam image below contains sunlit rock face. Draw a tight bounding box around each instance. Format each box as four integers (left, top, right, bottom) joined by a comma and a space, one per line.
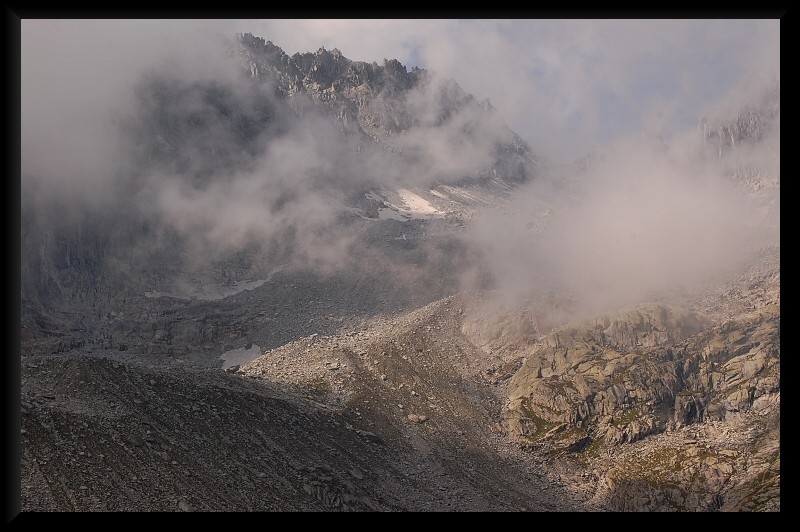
506, 302, 779, 444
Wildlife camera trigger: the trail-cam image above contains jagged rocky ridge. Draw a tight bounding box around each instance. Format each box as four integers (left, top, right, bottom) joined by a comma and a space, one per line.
231, 33, 538, 186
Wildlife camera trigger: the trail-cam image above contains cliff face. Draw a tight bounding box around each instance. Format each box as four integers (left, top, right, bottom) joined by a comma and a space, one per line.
477, 79, 781, 511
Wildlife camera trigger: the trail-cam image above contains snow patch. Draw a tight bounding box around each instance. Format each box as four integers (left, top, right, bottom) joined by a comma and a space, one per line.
396, 188, 441, 215
220, 344, 262, 369
363, 188, 446, 222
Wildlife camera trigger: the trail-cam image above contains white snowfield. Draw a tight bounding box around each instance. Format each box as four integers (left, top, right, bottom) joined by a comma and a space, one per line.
396, 188, 441, 215
372, 188, 445, 221
220, 343, 262, 369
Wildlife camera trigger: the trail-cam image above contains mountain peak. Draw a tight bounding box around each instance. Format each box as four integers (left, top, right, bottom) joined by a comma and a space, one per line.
230, 32, 538, 184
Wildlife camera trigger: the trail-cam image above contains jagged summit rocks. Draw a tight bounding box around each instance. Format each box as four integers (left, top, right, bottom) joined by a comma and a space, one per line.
231, 33, 538, 185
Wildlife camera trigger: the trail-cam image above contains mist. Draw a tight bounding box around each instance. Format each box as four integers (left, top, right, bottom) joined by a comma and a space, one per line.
20, 20, 779, 315
468, 113, 778, 318
22, 22, 521, 270
21, 21, 241, 208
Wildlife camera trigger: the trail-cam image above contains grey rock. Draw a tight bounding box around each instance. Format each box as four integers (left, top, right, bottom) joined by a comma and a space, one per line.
354, 430, 383, 445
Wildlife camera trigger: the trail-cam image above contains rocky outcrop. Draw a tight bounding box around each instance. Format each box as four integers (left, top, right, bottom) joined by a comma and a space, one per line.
699, 79, 780, 224
506, 305, 699, 446
592, 412, 779, 512
506, 301, 779, 448
497, 280, 779, 512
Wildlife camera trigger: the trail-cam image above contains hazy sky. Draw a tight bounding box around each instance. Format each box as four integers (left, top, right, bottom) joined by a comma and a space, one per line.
22, 18, 780, 163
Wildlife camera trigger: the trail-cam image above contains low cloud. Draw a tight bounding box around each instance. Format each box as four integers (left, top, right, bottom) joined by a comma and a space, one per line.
467, 127, 774, 317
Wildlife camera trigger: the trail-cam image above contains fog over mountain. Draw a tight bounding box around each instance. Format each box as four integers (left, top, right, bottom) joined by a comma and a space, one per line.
22, 25, 539, 305
470, 126, 777, 317
19, 19, 779, 513
22, 23, 778, 313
